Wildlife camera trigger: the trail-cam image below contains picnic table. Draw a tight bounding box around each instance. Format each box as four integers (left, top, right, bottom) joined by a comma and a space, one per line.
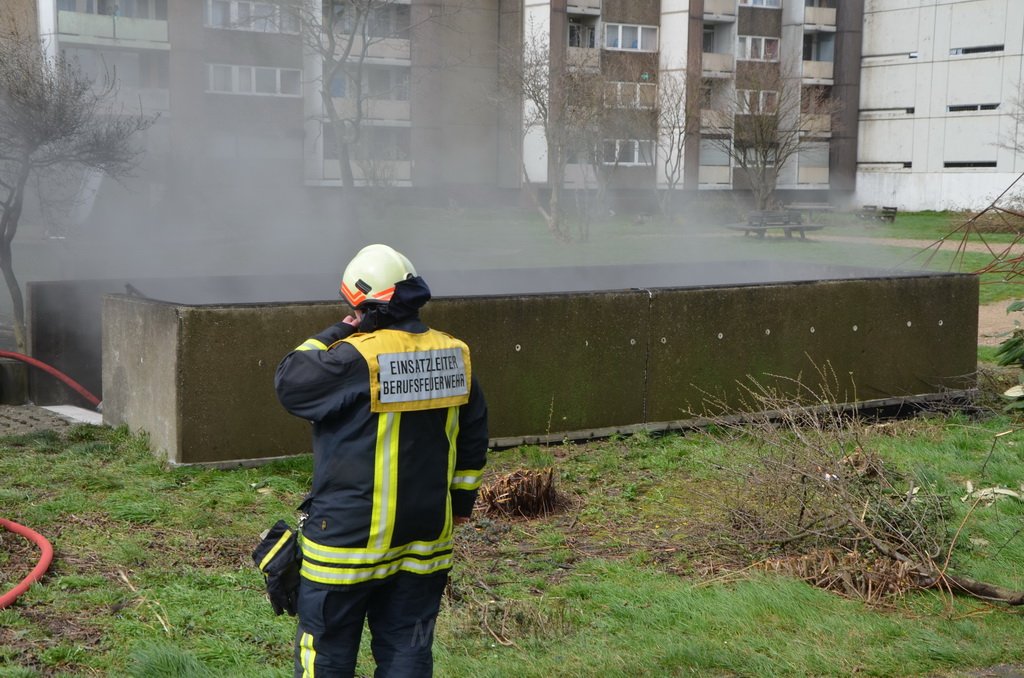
725, 210, 825, 240
857, 205, 898, 222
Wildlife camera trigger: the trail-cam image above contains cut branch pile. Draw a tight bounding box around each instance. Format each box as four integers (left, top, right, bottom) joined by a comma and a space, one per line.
478, 468, 560, 518
694, 365, 1024, 607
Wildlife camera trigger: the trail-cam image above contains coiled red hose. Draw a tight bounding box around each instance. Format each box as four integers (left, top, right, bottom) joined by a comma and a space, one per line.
0, 517, 53, 609
0, 350, 100, 409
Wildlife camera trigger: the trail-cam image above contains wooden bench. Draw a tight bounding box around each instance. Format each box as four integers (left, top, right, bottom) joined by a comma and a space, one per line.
857, 205, 898, 222
726, 210, 824, 239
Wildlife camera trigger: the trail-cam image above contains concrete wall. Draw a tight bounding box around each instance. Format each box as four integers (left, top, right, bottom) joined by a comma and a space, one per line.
101, 271, 978, 465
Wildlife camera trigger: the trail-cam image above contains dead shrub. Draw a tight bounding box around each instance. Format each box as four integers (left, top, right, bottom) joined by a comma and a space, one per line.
477, 468, 561, 518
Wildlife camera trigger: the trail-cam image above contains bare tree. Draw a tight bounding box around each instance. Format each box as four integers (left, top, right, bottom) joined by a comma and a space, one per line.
0, 34, 153, 351
701, 64, 835, 210
498, 24, 610, 242
654, 70, 690, 215
279, 1, 450, 210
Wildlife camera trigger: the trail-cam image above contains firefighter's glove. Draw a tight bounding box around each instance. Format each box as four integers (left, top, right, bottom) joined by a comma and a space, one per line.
252, 520, 300, 616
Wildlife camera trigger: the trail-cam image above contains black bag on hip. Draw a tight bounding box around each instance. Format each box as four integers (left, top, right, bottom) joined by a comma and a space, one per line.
252, 519, 300, 616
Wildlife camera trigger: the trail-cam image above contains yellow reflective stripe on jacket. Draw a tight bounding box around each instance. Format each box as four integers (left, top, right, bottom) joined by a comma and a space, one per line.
369, 412, 400, 551
451, 469, 483, 491
444, 407, 458, 535
295, 338, 328, 352
299, 632, 316, 677
258, 529, 293, 572
300, 553, 454, 585
300, 535, 453, 564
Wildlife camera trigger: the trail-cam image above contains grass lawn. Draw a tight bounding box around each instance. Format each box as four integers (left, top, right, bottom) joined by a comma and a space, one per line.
4, 207, 1024, 675
4, 407, 1024, 676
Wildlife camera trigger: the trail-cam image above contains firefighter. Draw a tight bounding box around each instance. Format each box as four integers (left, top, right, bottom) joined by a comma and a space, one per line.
275, 244, 488, 677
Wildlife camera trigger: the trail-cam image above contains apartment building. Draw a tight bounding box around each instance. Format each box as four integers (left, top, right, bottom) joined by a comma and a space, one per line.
302, 0, 506, 191
857, 0, 1024, 210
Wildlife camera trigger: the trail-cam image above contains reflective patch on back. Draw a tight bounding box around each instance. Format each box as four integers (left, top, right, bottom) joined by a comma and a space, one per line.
378, 348, 468, 404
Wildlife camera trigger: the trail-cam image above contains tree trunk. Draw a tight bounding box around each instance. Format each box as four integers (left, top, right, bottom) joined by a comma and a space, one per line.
0, 162, 31, 352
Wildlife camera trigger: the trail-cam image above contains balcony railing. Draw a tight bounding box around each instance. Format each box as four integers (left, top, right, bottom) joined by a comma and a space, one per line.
702, 52, 735, 77
797, 166, 829, 185
802, 60, 834, 82
699, 165, 731, 185
331, 98, 411, 123
567, 46, 601, 71
57, 11, 168, 46
567, 0, 601, 15
799, 113, 832, 135
804, 6, 837, 30
112, 87, 170, 113
347, 37, 411, 62
704, 0, 737, 20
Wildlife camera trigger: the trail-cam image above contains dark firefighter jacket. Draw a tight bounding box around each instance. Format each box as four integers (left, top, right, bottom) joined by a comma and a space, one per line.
274, 278, 488, 588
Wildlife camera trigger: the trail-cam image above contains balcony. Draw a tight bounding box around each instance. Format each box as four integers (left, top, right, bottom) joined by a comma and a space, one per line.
112, 87, 170, 113
566, 0, 601, 16
322, 159, 411, 185
567, 46, 601, 71
702, 52, 735, 78
799, 113, 831, 136
802, 60, 834, 84
700, 108, 730, 130
704, 0, 737, 22
797, 166, 829, 185
347, 37, 411, 62
699, 165, 731, 185
57, 11, 169, 49
804, 7, 837, 32
331, 98, 411, 123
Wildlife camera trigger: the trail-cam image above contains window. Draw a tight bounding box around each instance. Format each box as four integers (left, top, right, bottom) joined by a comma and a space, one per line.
944, 161, 997, 168
602, 140, 655, 166
740, 146, 777, 167
606, 82, 657, 109
329, 71, 347, 98
368, 4, 410, 38
206, 63, 303, 97
950, 45, 1004, 55
57, 0, 76, 11
737, 89, 777, 114
740, 0, 781, 7
569, 21, 596, 48
738, 36, 779, 61
947, 103, 999, 112
700, 138, 730, 166
362, 66, 410, 101
605, 23, 658, 52
703, 26, 715, 53
205, 0, 298, 33
799, 143, 829, 168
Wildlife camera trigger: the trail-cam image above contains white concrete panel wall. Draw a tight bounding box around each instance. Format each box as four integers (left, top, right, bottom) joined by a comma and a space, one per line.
860, 63, 918, 109
949, 0, 1005, 48
943, 116, 1000, 162
38, 0, 57, 61
857, 0, 1024, 210
862, 9, 923, 56
522, 1, 550, 184
859, 118, 915, 161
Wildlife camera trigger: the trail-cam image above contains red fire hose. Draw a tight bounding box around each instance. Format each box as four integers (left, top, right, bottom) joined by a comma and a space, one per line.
0, 517, 53, 609
0, 350, 100, 410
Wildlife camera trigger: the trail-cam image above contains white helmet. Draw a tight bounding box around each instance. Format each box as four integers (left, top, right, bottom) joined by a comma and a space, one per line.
340, 244, 417, 307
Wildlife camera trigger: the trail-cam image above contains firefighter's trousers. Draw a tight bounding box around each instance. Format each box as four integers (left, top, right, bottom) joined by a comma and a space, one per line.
294, 571, 448, 678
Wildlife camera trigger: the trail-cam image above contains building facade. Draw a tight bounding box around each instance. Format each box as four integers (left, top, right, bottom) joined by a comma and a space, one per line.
856, 0, 1024, 210
24, 0, 1024, 216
